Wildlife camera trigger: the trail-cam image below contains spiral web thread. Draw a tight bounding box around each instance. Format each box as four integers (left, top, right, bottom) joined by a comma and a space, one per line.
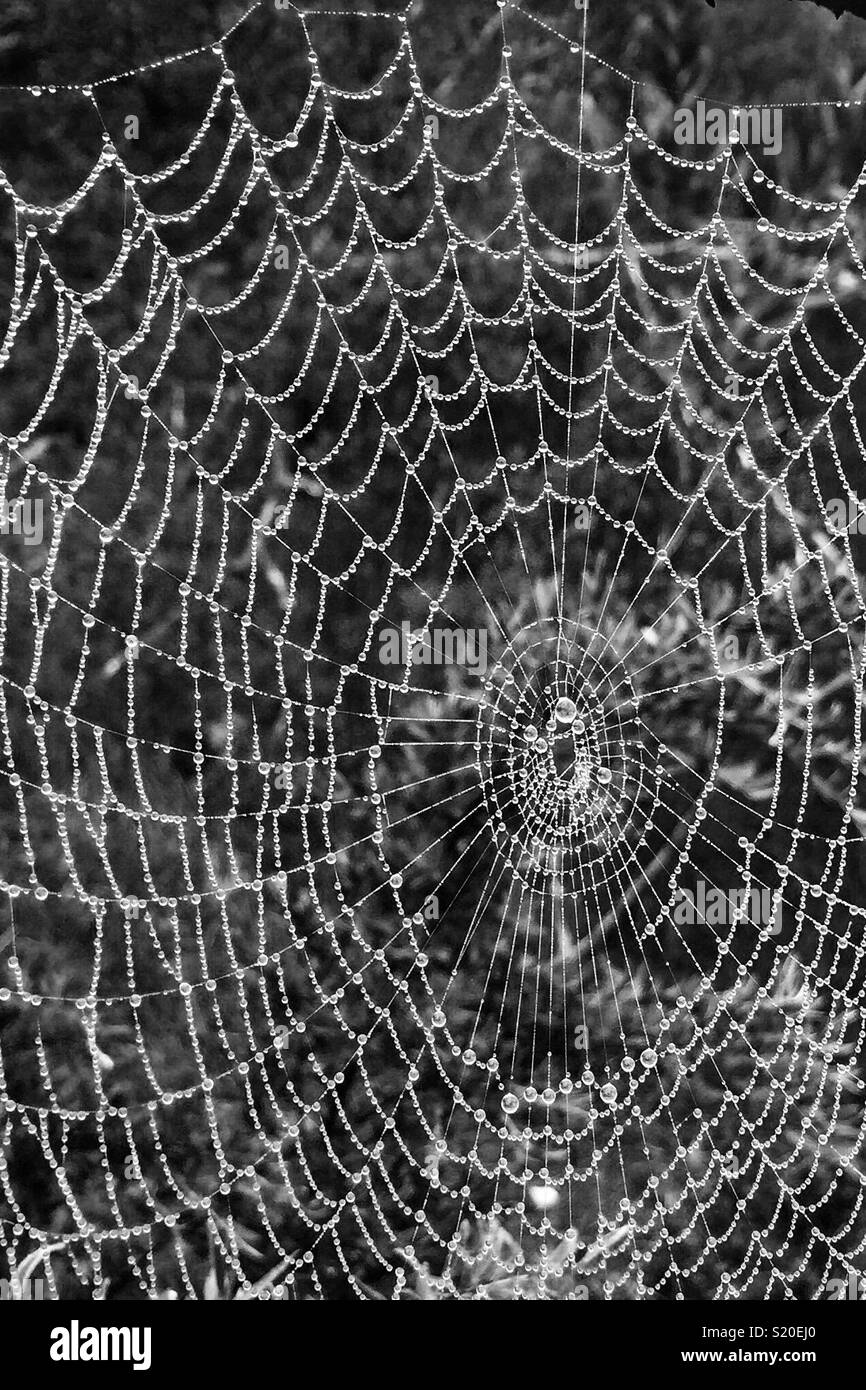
1, 0, 866, 1301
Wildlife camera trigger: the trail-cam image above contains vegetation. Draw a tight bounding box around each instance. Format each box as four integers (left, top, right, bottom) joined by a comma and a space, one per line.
0, 0, 865, 1300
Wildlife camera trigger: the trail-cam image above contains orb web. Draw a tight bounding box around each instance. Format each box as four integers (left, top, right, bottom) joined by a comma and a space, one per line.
0, 0, 865, 1301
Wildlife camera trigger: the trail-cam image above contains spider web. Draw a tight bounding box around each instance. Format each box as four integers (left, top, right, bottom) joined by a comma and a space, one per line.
1, 0, 866, 1301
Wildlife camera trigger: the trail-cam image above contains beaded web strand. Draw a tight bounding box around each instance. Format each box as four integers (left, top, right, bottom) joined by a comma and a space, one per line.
1, 0, 866, 1300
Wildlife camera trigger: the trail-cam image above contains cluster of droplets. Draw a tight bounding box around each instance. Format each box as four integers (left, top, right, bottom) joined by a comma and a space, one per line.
521, 690, 612, 832
500, 1045, 659, 1116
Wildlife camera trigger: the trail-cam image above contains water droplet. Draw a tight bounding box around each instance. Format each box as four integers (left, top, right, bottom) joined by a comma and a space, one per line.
600, 1082, 618, 1105
573, 717, 586, 735
501, 1092, 519, 1114
523, 1085, 538, 1103
555, 696, 577, 724
541, 1086, 557, 1106
524, 724, 538, 744
536, 738, 548, 754
597, 766, 613, 784
431, 1008, 446, 1028
640, 1048, 658, 1067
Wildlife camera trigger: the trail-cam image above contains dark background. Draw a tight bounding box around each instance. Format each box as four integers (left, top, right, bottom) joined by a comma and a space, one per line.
0, 0, 864, 1301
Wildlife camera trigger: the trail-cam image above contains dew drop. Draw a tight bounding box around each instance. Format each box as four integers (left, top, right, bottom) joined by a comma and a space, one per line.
597, 766, 613, 784
555, 696, 577, 724
501, 1092, 519, 1114
524, 724, 538, 744
640, 1048, 658, 1068
600, 1082, 618, 1105
431, 1008, 446, 1028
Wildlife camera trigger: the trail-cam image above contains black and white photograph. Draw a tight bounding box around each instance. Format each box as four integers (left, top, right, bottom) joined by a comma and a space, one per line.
1, 0, 866, 1364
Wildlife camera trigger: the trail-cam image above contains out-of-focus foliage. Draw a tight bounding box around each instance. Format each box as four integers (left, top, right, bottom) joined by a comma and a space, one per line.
0, 0, 865, 1300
